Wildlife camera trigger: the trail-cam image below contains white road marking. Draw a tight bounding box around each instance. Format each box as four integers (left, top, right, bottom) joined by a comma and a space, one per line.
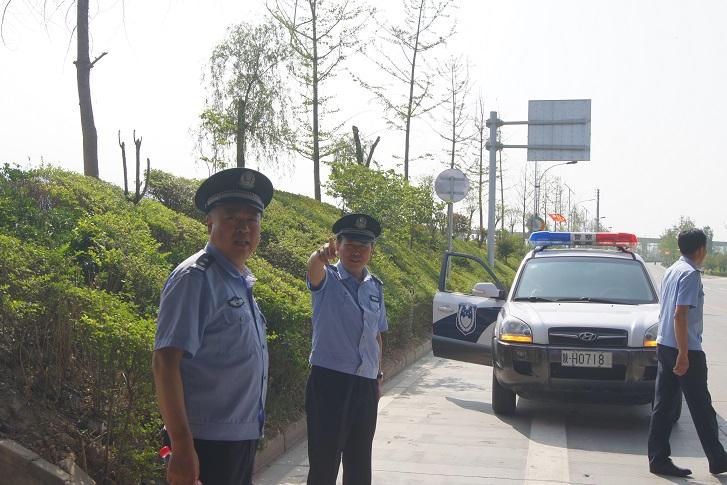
524, 416, 570, 484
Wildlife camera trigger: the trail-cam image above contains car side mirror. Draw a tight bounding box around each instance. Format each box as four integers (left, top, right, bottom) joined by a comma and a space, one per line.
472, 282, 501, 299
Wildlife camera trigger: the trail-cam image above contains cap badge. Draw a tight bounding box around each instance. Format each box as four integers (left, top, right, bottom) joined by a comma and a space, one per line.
355, 216, 367, 229
239, 172, 256, 189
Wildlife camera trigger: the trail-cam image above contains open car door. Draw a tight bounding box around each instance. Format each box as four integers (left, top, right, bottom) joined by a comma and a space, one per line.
432, 251, 507, 366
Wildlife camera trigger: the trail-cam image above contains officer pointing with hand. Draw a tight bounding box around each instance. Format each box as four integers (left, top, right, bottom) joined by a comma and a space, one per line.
305, 213, 388, 485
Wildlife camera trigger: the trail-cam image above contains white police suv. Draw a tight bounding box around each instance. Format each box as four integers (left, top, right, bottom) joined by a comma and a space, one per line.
432, 232, 661, 415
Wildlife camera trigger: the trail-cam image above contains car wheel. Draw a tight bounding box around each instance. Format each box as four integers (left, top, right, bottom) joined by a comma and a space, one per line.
492, 372, 517, 415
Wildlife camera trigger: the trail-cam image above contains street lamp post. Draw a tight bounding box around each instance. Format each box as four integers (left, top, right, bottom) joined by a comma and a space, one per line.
534, 161, 578, 226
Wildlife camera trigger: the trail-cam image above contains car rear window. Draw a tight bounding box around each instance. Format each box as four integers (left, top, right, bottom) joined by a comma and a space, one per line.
513, 256, 657, 304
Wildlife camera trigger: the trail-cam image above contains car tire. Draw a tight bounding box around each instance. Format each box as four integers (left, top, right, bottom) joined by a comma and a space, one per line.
492, 372, 517, 415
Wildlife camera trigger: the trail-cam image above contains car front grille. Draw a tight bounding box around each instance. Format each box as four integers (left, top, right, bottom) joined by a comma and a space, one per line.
548, 327, 628, 348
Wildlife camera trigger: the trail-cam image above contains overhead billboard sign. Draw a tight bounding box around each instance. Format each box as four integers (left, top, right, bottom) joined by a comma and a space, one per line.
527, 99, 591, 162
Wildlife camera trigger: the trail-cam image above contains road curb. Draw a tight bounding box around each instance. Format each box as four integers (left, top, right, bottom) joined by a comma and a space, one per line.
253, 337, 432, 473
0, 438, 96, 484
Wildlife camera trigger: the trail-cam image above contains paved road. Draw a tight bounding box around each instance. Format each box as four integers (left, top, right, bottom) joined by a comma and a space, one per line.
256, 264, 727, 484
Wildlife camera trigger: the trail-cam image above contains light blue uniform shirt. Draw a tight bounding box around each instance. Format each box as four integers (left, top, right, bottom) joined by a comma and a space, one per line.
154, 242, 268, 441
657, 256, 705, 351
307, 262, 388, 379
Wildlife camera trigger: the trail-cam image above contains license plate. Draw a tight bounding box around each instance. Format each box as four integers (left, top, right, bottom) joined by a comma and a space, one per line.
561, 350, 612, 368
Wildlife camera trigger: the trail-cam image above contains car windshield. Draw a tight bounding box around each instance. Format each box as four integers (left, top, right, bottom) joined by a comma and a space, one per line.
513, 256, 657, 305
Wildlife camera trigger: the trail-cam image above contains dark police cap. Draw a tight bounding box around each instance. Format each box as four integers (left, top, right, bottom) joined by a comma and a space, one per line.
194, 168, 273, 213
332, 213, 382, 243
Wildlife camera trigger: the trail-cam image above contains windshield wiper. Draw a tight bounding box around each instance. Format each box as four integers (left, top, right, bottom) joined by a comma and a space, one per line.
554, 297, 636, 305
512, 296, 557, 302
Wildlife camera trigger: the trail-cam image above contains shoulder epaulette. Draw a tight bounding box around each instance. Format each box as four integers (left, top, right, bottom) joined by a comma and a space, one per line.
192, 253, 215, 272
371, 273, 383, 286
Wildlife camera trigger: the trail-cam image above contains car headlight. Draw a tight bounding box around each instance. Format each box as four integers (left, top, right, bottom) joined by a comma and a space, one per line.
643, 323, 658, 348
499, 318, 533, 344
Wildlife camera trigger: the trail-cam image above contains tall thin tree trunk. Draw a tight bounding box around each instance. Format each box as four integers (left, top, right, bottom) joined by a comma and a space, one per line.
403, 0, 425, 181
311, 1, 321, 201
236, 98, 246, 168
75, 0, 99, 178
449, 72, 455, 169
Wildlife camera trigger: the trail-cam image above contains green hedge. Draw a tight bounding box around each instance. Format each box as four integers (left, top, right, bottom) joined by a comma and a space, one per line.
0, 165, 517, 482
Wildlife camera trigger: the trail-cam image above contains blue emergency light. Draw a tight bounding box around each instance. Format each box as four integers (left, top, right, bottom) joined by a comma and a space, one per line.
528, 231, 638, 248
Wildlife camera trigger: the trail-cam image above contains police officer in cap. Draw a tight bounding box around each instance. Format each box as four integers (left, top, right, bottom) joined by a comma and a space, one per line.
305, 213, 388, 485
152, 168, 273, 485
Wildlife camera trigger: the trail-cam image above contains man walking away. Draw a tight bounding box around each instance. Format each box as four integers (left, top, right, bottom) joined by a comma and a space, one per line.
648, 228, 727, 477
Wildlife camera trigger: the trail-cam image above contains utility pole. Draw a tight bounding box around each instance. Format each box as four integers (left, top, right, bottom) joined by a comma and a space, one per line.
483, 100, 590, 264
596, 189, 600, 232
486, 111, 498, 268
564, 183, 574, 232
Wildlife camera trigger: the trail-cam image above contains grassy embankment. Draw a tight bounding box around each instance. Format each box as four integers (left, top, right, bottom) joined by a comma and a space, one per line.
0, 165, 516, 482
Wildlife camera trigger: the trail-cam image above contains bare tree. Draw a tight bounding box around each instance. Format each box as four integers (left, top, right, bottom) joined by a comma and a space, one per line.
118, 130, 150, 204
462, 187, 479, 242
472, 93, 488, 247
355, 0, 456, 180
3, 0, 106, 178
352, 126, 380, 167
329, 126, 380, 167
436, 55, 472, 171
203, 20, 293, 169
515, 165, 533, 238
268, 0, 374, 201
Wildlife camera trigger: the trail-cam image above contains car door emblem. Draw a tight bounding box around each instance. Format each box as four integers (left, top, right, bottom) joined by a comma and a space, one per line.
578, 331, 597, 342
456, 303, 477, 336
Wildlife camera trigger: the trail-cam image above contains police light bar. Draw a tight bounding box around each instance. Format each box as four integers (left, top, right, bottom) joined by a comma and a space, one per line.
528, 231, 638, 248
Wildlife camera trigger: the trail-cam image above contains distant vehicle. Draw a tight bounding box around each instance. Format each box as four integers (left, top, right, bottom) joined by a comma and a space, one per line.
432, 231, 670, 415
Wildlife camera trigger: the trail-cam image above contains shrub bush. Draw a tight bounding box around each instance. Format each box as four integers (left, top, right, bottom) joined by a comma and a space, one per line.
0, 166, 518, 483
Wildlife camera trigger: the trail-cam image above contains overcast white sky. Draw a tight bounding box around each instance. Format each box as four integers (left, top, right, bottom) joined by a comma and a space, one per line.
1, 0, 726, 239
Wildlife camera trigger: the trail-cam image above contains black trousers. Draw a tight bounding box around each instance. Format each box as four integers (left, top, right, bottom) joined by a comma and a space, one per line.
194, 438, 257, 485
648, 344, 727, 467
306, 366, 379, 485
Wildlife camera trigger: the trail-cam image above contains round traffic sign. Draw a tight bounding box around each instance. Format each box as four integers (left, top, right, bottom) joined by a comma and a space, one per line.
435, 168, 469, 203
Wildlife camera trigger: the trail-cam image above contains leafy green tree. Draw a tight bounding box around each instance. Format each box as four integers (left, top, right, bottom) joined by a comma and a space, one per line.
658, 216, 696, 266
496, 231, 526, 264
704, 225, 714, 254
326, 161, 443, 246
202, 19, 293, 169
195, 108, 236, 174
452, 212, 471, 240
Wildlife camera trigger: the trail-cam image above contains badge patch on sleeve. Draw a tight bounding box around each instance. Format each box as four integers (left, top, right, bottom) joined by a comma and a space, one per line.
228, 296, 244, 308
370, 295, 380, 303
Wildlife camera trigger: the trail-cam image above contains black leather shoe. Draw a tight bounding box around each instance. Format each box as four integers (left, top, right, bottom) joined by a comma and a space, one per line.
650, 461, 692, 477
709, 461, 727, 474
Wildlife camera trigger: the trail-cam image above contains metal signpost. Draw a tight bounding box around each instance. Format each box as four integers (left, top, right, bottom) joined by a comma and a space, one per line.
435, 168, 470, 252
486, 99, 591, 264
